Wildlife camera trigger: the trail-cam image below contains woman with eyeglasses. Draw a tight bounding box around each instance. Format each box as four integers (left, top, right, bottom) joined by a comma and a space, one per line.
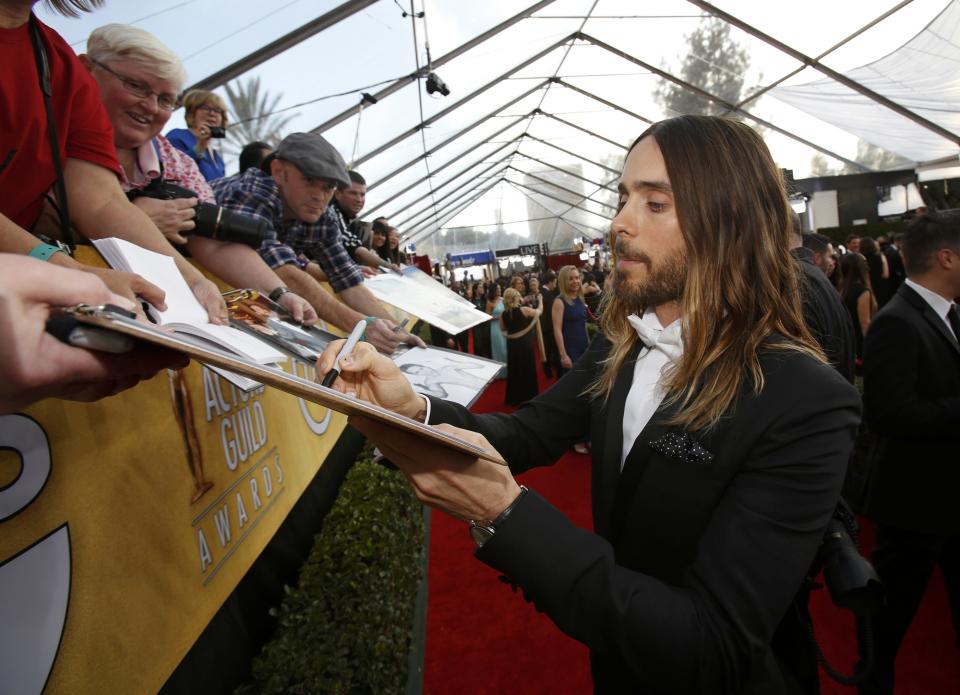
0, 0, 227, 325
166, 89, 227, 181
82, 23, 316, 324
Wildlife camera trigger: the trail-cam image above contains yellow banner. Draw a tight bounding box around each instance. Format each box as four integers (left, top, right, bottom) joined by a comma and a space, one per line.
0, 348, 346, 694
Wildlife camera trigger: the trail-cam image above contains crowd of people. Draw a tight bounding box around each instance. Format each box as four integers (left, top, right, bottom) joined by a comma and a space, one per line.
1, 0, 431, 416
2, 3, 958, 695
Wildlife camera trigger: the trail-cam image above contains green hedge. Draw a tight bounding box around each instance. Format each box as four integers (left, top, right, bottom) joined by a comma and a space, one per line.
240, 451, 425, 695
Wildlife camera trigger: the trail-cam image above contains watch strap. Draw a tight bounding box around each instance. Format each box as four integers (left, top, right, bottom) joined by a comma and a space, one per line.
469, 485, 529, 547
268, 286, 291, 302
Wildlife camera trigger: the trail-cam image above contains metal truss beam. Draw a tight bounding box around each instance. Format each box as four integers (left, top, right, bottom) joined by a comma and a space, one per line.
397, 158, 512, 233
186, 0, 378, 92
552, 78, 655, 125
505, 177, 612, 221
407, 176, 507, 242
506, 166, 617, 210
524, 133, 621, 173
728, 0, 916, 112
311, 1, 559, 134
368, 112, 531, 192
354, 79, 549, 169
514, 151, 617, 191
538, 110, 629, 151
409, 177, 508, 247
574, 32, 873, 172
690, 1, 958, 146
379, 143, 520, 225
399, 157, 515, 232
365, 137, 518, 219
503, 180, 607, 238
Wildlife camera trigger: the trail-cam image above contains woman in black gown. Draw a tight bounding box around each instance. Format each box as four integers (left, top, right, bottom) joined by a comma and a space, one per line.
839, 252, 877, 371
500, 288, 542, 405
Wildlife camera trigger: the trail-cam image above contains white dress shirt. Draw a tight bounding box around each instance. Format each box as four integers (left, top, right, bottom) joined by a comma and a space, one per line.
621, 309, 683, 469
905, 278, 955, 335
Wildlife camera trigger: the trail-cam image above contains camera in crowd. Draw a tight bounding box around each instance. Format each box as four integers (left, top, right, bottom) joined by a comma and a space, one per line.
127, 180, 266, 248
802, 498, 884, 686
208, 125, 226, 138
819, 501, 883, 616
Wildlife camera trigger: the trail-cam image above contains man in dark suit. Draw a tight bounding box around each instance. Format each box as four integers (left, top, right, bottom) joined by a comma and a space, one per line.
321, 116, 860, 694
859, 210, 960, 695
791, 224, 856, 383
538, 270, 561, 378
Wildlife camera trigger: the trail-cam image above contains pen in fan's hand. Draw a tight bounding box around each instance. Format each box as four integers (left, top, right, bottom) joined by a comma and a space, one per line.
320, 319, 367, 387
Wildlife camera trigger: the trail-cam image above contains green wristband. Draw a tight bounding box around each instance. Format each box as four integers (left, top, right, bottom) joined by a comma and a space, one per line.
28, 242, 65, 262
360, 316, 378, 341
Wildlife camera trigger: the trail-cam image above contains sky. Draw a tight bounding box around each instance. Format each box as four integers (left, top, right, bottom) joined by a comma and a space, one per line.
39, 0, 956, 255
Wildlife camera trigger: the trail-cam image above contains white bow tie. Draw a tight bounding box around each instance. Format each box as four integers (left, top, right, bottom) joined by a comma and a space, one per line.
627, 313, 683, 362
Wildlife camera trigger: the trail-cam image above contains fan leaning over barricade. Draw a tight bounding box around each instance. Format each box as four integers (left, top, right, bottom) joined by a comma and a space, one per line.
211, 133, 425, 354
80, 23, 317, 326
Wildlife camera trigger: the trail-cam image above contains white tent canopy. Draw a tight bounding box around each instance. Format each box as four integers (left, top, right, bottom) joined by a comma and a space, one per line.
42, 0, 960, 259
774, 0, 960, 164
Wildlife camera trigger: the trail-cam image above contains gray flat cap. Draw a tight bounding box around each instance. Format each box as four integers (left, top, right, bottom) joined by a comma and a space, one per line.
275, 133, 350, 186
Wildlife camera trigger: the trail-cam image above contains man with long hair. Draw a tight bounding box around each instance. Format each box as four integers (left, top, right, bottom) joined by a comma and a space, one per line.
319, 115, 861, 693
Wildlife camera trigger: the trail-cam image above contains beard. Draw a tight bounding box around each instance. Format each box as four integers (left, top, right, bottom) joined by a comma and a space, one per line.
612, 240, 686, 312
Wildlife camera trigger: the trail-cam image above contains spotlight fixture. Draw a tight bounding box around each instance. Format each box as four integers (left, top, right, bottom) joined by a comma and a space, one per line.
425, 72, 450, 97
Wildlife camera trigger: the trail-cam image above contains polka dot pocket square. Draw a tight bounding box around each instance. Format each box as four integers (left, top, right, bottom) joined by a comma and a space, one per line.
649, 431, 715, 465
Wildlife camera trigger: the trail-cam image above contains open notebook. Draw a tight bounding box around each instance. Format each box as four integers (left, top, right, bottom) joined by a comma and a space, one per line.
93, 238, 284, 366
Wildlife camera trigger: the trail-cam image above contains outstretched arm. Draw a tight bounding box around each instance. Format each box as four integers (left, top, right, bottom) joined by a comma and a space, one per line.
0, 254, 186, 413
64, 158, 227, 324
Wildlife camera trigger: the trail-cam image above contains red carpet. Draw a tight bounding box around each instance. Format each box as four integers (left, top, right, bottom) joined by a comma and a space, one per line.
423, 366, 958, 694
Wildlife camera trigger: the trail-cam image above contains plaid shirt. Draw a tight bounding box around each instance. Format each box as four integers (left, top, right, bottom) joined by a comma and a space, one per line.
331, 199, 365, 261
211, 169, 363, 292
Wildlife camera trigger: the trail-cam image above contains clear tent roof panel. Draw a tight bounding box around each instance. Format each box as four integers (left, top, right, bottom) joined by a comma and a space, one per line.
37, 0, 960, 258
773, 0, 960, 164
367, 117, 533, 218
709, 0, 953, 68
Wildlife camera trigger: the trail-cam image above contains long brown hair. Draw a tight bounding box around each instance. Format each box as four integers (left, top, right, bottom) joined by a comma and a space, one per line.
592, 115, 823, 432
839, 253, 877, 311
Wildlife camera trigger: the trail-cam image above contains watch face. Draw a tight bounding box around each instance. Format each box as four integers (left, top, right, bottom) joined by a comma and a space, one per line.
469, 523, 494, 547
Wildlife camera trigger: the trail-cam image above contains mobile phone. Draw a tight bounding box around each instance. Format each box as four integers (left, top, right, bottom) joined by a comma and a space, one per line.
66, 326, 134, 353
46, 313, 134, 354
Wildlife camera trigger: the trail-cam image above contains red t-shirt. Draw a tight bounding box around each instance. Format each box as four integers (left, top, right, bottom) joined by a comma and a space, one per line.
0, 16, 120, 230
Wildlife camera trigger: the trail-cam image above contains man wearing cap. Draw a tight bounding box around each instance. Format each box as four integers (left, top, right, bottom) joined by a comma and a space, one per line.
212, 133, 423, 353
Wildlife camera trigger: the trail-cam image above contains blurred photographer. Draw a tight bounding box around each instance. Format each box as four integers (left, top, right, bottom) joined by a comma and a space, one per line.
166, 89, 226, 182
82, 24, 316, 324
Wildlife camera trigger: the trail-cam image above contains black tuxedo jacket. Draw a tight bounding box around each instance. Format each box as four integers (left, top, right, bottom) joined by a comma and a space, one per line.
791, 247, 855, 383
862, 282, 960, 532
429, 333, 860, 694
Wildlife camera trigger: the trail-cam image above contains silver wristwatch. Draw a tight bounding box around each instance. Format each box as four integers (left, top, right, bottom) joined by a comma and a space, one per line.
468, 485, 529, 548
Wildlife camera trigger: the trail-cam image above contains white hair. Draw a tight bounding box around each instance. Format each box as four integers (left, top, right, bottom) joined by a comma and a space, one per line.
86, 24, 187, 91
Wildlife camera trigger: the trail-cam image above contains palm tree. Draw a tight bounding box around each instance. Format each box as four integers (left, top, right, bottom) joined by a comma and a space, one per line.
222, 76, 295, 158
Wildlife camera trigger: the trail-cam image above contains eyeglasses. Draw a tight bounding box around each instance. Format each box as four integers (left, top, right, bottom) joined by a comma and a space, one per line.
196, 104, 225, 116
93, 60, 178, 111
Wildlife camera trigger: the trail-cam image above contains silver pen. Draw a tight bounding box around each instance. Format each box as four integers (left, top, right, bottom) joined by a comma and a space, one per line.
320, 319, 367, 387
